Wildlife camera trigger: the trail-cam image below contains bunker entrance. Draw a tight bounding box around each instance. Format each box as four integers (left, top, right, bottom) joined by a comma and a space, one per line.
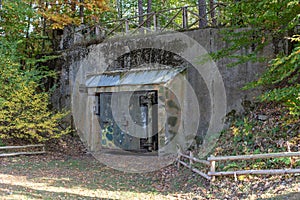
98, 91, 158, 152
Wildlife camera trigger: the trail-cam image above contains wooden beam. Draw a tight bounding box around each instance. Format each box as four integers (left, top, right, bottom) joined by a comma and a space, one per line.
208, 168, 300, 176
207, 152, 300, 161
0, 144, 45, 150
179, 152, 210, 166
178, 160, 211, 180
0, 151, 46, 157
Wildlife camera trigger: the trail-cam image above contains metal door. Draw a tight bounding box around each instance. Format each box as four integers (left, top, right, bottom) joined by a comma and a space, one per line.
99, 91, 158, 151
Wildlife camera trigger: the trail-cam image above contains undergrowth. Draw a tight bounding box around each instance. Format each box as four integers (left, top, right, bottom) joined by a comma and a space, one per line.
213, 102, 300, 172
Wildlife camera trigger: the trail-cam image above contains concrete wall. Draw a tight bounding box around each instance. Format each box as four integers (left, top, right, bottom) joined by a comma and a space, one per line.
52, 28, 269, 154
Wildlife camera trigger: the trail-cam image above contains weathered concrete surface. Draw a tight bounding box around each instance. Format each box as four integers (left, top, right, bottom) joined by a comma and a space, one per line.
52, 28, 269, 155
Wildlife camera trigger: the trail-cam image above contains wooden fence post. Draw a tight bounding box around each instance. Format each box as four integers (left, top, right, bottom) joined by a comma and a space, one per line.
125, 19, 129, 34
209, 155, 216, 181
286, 141, 295, 167
189, 151, 194, 167
177, 145, 181, 169
153, 13, 157, 31
182, 6, 188, 29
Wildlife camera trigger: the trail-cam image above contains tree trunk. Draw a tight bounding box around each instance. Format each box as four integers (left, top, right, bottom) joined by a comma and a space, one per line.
198, 0, 207, 28
138, 0, 143, 26
0, 0, 2, 21
79, 0, 84, 23
116, 0, 122, 19
147, 0, 152, 28
209, 0, 216, 26
71, 0, 76, 12
25, 0, 33, 59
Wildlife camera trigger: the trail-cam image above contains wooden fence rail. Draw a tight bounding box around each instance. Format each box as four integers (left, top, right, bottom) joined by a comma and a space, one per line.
0, 144, 46, 157
177, 150, 212, 180
60, 3, 226, 49
97, 4, 225, 37
208, 169, 300, 176
179, 152, 210, 166
207, 152, 300, 161
177, 149, 300, 182
177, 159, 212, 181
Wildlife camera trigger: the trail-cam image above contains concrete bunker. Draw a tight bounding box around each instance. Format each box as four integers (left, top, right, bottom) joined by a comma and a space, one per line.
85, 66, 192, 155
69, 30, 263, 159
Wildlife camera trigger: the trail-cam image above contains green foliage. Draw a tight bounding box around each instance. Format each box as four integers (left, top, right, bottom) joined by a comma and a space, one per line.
0, 79, 70, 142
261, 85, 300, 117
213, 0, 300, 64
245, 42, 300, 117
0, 0, 71, 142
0, 139, 4, 146
212, 0, 300, 119
101, 0, 199, 30
0, 48, 70, 142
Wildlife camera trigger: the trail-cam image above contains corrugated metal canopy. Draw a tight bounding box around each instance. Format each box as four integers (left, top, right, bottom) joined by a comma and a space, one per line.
85, 67, 186, 87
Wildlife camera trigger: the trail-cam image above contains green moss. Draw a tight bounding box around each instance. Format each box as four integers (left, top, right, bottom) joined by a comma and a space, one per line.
167, 116, 178, 127
167, 100, 179, 110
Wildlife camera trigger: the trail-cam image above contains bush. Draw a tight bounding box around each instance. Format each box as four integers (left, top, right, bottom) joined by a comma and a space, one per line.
0, 0, 70, 143
0, 80, 70, 142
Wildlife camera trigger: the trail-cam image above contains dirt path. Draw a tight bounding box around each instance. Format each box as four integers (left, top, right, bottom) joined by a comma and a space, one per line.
93, 149, 176, 173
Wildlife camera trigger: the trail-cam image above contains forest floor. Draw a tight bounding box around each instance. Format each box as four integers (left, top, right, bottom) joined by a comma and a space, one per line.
0, 102, 299, 199
0, 153, 299, 200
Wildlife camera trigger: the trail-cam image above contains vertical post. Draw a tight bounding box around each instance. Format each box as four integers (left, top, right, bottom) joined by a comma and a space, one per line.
182, 6, 188, 29
177, 155, 181, 169
189, 151, 194, 167
125, 19, 129, 34
286, 141, 294, 168
177, 145, 181, 169
209, 156, 215, 182
95, 25, 100, 36
153, 13, 157, 31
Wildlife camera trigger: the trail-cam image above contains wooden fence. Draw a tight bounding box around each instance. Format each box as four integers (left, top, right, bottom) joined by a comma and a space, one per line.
66, 3, 226, 47
177, 150, 212, 180
0, 144, 46, 157
98, 4, 226, 37
177, 149, 300, 181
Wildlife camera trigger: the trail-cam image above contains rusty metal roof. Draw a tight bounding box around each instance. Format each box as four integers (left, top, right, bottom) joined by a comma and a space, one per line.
85, 67, 186, 87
